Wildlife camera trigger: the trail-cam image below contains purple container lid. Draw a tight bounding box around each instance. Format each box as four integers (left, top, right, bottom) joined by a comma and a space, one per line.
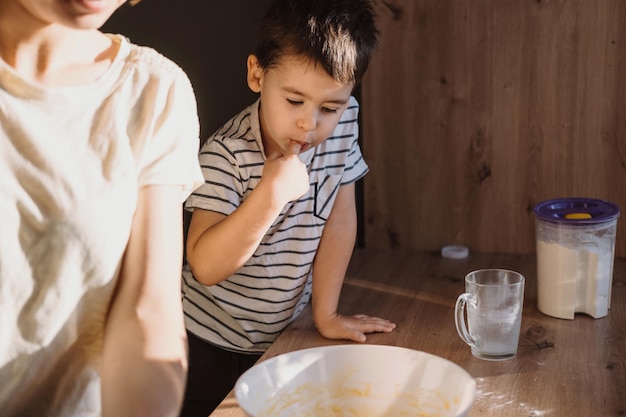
533, 197, 620, 225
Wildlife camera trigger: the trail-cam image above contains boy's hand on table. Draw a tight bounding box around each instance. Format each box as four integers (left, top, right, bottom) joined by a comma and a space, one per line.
315, 313, 396, 343
261, 141, 310, 205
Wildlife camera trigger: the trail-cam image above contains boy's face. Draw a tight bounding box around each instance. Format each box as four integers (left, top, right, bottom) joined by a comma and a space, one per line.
247, 54, 355, 157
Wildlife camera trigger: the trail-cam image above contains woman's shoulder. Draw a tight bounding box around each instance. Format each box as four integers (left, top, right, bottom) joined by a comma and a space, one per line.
110, 34, 191, 84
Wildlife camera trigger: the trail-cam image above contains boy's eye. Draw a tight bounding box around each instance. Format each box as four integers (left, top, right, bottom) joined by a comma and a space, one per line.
286, 98, 339, 114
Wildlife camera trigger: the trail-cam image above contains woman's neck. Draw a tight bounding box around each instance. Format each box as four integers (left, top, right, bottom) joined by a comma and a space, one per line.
0, 9, 116, 87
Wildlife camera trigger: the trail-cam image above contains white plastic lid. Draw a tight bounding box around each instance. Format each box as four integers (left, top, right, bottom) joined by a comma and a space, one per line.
441, 245, 469, 259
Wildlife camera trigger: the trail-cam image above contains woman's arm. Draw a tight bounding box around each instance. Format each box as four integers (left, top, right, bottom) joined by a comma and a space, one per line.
312, 182, 396, 342
101, 185, 188, 417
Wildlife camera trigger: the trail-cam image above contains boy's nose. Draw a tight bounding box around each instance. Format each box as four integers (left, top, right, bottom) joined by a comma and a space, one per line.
297, 112, 317, 131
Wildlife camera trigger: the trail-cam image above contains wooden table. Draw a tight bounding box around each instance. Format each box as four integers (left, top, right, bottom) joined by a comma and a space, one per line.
209, 249, 626, 416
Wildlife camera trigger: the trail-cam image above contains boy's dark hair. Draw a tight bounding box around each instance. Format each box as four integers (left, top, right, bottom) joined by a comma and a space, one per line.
255, 0, 379, 85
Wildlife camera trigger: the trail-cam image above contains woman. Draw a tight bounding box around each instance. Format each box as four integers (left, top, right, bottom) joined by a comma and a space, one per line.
0, 1, 203, 416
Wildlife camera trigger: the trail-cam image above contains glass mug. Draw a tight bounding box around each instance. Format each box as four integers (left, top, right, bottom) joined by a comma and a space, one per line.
455, 269, 525, 361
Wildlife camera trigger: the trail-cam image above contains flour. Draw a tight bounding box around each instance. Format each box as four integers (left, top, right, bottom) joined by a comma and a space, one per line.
536, 240, 612, 319
257, 364, 463, 417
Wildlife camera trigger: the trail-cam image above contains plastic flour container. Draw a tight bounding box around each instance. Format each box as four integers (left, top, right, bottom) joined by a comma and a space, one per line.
533, 198, 620, 319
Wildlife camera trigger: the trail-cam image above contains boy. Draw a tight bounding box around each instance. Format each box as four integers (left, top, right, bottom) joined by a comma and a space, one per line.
180, 0, 395, 414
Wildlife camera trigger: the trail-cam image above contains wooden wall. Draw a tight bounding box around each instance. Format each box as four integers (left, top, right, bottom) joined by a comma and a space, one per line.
361, 0, 626, 256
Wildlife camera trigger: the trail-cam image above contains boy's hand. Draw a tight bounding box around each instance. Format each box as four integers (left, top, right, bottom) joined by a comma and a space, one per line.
314, 313, 396, 343
260, 141, 310, 205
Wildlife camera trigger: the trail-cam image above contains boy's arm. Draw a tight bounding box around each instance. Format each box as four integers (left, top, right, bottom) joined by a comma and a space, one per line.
186, 142, 309, 286
311, 182, 396, 342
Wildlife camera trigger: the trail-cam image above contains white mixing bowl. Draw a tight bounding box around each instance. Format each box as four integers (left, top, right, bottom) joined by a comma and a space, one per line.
235, 344, 476, 417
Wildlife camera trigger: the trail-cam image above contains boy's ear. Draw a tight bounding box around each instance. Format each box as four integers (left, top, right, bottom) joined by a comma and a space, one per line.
247, 55, 263, 93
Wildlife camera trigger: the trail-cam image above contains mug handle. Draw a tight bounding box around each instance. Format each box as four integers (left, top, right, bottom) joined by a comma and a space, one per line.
455, 293, 479, 349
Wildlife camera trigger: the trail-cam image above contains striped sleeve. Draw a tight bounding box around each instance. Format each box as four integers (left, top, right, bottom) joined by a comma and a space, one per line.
184, 137, 245, 216
338, 96, 369, 184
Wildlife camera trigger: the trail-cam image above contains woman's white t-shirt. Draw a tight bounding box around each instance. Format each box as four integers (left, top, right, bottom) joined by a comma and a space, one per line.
0, 35, 203, 416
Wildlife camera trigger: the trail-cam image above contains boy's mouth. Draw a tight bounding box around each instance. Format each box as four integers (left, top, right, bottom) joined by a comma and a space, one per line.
291, 139, 310, 152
